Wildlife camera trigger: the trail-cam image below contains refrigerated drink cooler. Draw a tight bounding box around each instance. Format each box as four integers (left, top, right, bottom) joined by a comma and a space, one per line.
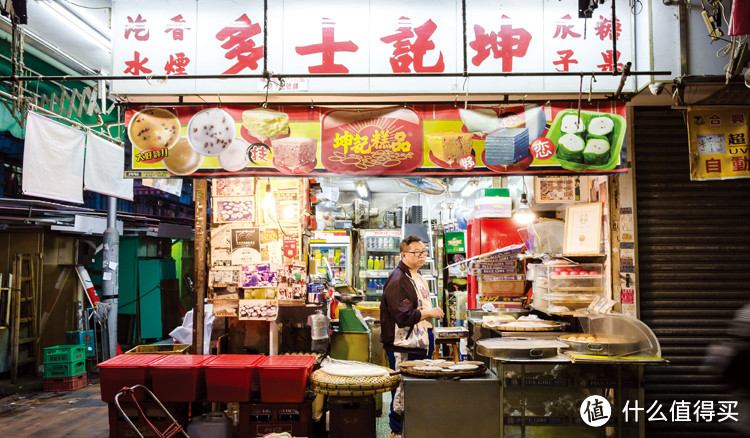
358, 229, 402, 300
310, 230, 353, 285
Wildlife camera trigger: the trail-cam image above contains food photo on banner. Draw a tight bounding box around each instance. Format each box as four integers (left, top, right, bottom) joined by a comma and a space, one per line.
123, 102, 629, 178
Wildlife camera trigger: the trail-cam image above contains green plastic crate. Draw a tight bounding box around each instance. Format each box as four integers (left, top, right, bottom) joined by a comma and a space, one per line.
43, 345, 86, 364
43, 359, 86, 378
65, 330, 96, 357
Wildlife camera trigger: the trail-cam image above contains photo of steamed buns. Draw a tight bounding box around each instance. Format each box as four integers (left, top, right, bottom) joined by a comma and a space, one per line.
187, 108, 237, 156
128, 108, 181, 151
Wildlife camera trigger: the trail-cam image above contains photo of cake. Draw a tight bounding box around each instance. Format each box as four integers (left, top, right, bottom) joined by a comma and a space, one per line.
187, 108, 236, 156
128, 108, 181, 151
483, 128, 530, 166
270, 137, 318, 173
459, 108, 501, 133
425, 132, 474, 166
242, 108, 289, 141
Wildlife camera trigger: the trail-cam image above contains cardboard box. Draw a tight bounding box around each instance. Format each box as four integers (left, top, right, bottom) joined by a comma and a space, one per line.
478, 280, 526, 297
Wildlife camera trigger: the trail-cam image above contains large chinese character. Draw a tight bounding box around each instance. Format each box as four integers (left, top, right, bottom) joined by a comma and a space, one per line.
393, 131, 411, 152
296, 18, 359, 74
216, 14, 264, 74
646, 401, 668, 421
124, 14, 150, 41
124, 51, 152, 75
621, 400, 644, 423
371, 130, 391, 150
597, 50, 624, 72
583, 398, 607, 424
553, 14, 581, 39
333, 131, 355, 155
594, 15, 622, 41
469, 16, 532, 72
165, 14, 190, 41
165, 52, 190, 75
717, 401, 739, 422
731, 114, 746, 124
350, 135, 371, 154
728, 133, 747, 145
693, 400, 715, 422
380, 17, 445, 73
705, 158, 722, 173
553, 49, 578, 72
732, 156, 749, 172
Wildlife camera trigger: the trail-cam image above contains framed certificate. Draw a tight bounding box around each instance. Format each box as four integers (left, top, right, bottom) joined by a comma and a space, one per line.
563, 202, 603, 255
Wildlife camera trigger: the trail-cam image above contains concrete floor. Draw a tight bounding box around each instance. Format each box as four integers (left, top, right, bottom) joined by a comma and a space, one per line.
0, 376, 393, 437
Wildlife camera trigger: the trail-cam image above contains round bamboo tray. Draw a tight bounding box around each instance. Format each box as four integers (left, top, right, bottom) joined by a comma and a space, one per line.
399, 360, 487, 378
310, 368, 401, 396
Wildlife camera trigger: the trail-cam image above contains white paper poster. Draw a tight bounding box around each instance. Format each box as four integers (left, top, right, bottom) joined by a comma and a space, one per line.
84, 132, 135, 201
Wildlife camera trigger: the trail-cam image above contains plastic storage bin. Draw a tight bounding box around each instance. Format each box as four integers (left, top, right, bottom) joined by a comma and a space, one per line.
43, 344, 86, 364
44, 373, 87, 391
149, 355, 213, 402
43, 359, 86, 378
239, 399, 312, 437
125, 344, 190, 355
204, 354, 264, 402
65, 330, 96, 357
98, 354, 166, 402
256, 355, 316, 403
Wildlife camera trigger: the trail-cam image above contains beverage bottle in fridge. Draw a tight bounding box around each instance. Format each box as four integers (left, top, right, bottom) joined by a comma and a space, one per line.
367, 256, 374, 270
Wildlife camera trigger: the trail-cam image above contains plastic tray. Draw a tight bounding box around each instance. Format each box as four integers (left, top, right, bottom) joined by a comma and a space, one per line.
546, 109, 626, 171
204, 354, 264, 402
257, 355, 316, 403
149, 355, 213, 402
98, 354, 166, 402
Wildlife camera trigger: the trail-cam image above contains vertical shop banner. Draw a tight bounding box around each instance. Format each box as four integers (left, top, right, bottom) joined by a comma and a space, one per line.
111, 0, 635, 94
123, 102, 628, 178
687, 107, 750, 180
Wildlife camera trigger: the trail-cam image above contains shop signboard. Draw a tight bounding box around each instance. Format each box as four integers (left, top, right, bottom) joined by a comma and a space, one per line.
687, 107, 750, 181
111, 0, 635, 95
123, 101, 627, 178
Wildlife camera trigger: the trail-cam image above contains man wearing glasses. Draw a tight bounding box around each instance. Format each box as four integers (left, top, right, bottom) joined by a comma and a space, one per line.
380, 235, 444, 438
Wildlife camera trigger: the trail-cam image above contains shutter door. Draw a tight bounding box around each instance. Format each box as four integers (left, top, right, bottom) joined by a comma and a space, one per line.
633, 107, 750, 437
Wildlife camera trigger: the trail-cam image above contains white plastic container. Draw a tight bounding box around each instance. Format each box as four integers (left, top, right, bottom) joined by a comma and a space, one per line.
474, 196, 512, 218
186, 413, 233, 438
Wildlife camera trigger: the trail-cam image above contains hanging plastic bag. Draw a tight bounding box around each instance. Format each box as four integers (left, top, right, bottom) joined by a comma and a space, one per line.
169, 304, 215, 354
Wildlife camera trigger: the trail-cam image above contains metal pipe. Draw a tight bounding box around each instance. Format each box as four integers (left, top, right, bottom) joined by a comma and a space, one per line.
0, 70, 672, 82
612, 0, 618, 73
102, 197, 119, 359
614, 61, 632, 98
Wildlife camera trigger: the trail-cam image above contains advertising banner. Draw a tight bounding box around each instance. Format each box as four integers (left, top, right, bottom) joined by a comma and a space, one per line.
124, 102, 628, 178
687, 107, 750, 180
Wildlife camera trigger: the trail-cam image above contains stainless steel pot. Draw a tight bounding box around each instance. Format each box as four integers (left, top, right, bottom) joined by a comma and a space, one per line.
557, 334, 640, 356
476, 337, 567, 360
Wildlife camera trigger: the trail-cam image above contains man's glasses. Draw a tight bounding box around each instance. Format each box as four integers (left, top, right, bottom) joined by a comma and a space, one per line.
405, 250, 428, 257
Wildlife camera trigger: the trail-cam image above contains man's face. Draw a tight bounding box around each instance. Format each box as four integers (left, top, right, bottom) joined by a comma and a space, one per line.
401, 241, 427, 270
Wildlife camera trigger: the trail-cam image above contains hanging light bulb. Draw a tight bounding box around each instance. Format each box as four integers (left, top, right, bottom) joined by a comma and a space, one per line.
513, 193, 535, 224
262, 179, 275, 213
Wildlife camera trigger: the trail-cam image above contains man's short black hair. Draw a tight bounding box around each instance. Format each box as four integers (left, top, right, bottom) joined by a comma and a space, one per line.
400, 235, 423, 253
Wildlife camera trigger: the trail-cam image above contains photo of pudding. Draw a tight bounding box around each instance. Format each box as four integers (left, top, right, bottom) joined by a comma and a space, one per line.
163, 138, 204, 175
128, 108, 181, 151
218, 137, 251, 172
187, 108, 237, 156
242, 108, 289, 140
270, 137, 318, 173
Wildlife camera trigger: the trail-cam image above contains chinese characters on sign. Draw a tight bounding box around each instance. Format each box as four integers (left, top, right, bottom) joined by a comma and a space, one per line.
687, 108, 750, 180
112, 0, 634, 94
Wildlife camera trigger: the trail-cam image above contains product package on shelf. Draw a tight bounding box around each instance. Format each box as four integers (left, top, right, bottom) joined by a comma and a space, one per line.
469, 243, 527, 304
530, 262, 604, 315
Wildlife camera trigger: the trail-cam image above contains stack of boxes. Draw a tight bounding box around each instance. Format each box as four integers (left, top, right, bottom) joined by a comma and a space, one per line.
42, 344, 87, 391
470, 244, 527, 309
474, 188, 512, 219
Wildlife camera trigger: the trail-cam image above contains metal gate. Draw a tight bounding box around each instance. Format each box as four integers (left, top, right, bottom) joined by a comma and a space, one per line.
633, 106, 750, 437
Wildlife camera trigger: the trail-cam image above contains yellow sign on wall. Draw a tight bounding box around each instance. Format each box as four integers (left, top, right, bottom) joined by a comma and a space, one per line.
687, 107, 750, 180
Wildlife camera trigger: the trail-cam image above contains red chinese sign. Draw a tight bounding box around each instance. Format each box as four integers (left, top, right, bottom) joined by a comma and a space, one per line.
320, 108, 423, 175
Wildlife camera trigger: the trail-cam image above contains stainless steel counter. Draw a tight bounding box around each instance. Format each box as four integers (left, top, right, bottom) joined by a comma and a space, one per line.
403, 371, 501, 438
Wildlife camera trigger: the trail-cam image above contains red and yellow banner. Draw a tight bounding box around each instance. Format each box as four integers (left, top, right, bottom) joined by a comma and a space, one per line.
123, 102, 628, 178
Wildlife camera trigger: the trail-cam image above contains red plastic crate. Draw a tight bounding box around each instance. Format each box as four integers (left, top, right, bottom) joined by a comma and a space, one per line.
256, 355, 316, 403
44, 373, 88, 392
204, 354, 264, 402
149, 355, 213, 402
98, 354, 166, 402
108, 401, 189, 438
